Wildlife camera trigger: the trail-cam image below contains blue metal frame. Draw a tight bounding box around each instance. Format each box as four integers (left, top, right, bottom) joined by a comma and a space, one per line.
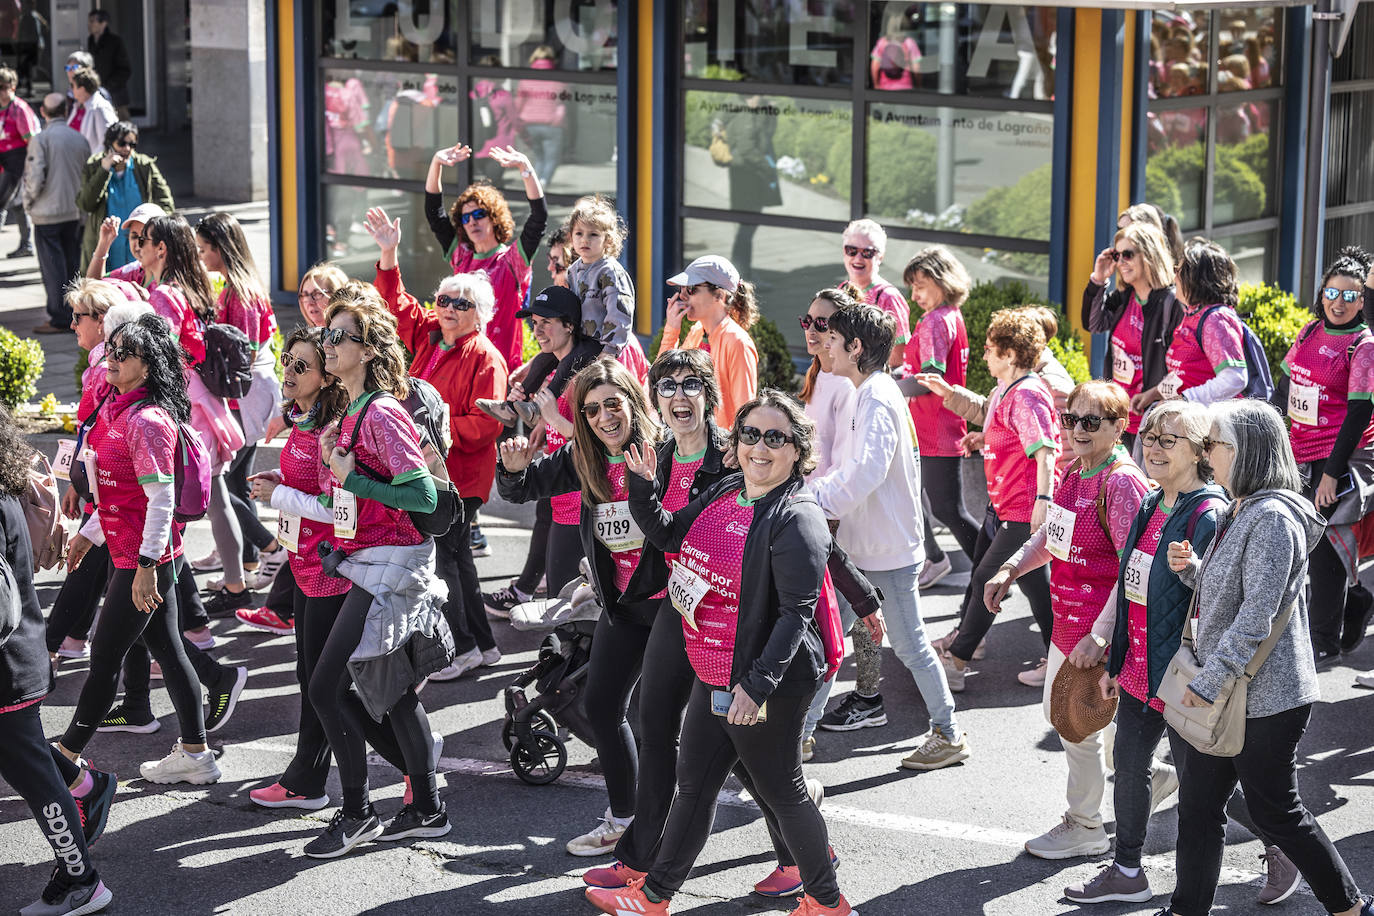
1089, 8, 1126, 379
265, 0, 282, 299
1129, 10, 1151, 204
650, 0, 678, 335
296, 2, 320, 291
1048, 8, 1076, 310
616, 1, 637, 298
1277, 6, 1313, 296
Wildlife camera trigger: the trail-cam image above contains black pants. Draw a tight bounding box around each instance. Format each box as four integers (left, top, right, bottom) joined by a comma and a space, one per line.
515, 498, 552, 595
950, 506, 1052, 661
0, 704, 95, 886
921, 456, 980, 562
265, 560, 297, 622
308, 586, 439, 816
1302, 458, 1347, 656
437, 496, 494, 655
546, 519, 583, 595
62, 563, 206, 752
0, 146, 30, 249
1168, 705, 1362, 916
279, 588, 346, 798
175, 554, 211, 630
648, 681, 839, 907
586, 610, 653, 818
34, 220, 82, 327
616, 607, 791, 873
45, 539, 109, 652
121, 556, 221, 716
226, 443, 274, 559
1112, 690, 1169, 868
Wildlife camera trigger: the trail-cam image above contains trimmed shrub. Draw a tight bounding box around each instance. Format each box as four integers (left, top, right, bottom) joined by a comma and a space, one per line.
1239, 281, 1311, 383
953, 279, 1090, 397
963, 162, 1053, 243
0, 328, 44, 409
648, 314, 795, 393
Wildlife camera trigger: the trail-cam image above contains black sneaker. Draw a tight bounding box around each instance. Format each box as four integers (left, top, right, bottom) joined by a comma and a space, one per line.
74, 769, 117, 847
1341, 584, 1374, 653
818, 691, 888, 732
483, 585, 529, 619
205, 666, 248, 733
20, 868, 111, 916
96, 706, 160, 734
470, 525, 490, 557
304, 806, 383, 859
1314, 647, 1341, 670
379, 803, 451, 841
203, 588, 255, 618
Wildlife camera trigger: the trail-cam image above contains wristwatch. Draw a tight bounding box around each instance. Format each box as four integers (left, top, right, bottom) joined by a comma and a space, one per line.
136, 555, 157, 569
520, 168, 532, 178
1090, 633, 1108, 649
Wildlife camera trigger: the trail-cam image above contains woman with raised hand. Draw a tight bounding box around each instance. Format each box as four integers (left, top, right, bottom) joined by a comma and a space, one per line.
661, 255, 759, 429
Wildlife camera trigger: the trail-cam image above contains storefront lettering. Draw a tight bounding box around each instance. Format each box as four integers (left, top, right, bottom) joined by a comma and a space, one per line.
472, 0, 616, 55
334, 0, 443, 45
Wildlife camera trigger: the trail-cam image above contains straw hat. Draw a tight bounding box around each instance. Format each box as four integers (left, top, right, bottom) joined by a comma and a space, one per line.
1050, 661, 1118, 744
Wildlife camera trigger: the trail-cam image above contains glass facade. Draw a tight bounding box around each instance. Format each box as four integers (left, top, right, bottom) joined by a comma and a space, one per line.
1325, 2, 1374, 259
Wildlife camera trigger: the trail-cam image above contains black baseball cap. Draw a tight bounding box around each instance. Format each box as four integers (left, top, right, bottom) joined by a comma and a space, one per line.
517, 285, 581, 323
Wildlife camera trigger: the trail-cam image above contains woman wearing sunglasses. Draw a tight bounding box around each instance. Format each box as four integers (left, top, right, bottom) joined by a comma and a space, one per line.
425, 141, 545, 372
77, 119, 173, 271
592, 391, 857, 916
366, 205, 508, 681
1083, 222, 1179, 447
798, 284, 859, 479
983, 381, 1150, 865
661, 255, 759, 428
1274, 246, 1374, 666
839, 219, 908, 368
498, 357, 667, 857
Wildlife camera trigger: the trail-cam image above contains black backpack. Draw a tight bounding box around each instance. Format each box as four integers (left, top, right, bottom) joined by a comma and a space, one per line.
197, 322, 254, 399
402, 377, 452, 460
1194, 305, 1274, 401
348, 387, 462, 538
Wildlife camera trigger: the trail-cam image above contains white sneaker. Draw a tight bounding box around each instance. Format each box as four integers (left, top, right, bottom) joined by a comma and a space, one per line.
566, 807, 630, 857
56, 637, 89, 659
431, 731, 444, 764
1017, 657, 1048, 687
940, 652, 966, 693
428, 648, 482, 682
1356, 670, 1374, 689
139, 741, 222, 785
480, 647, 502, 667
191, 550, 222, 572
805, 777, 824, 809
1024, 815, 1111, 860
245, 546, 288, 590
918, 555, 952, 589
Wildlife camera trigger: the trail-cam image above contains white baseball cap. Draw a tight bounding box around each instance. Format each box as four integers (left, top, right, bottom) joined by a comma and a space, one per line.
124, 203, 166, 227
667, 255, 740, 294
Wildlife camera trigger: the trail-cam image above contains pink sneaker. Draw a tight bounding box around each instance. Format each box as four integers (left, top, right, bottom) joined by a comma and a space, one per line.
236, 607, 295, 635
249, 782, 329, 810
755, 848, 839, 898
583, 860, 648, 889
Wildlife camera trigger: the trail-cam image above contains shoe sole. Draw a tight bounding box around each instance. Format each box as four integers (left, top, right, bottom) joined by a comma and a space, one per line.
1024, 839, 1112, 860
238, 619, 294, 635
567, 840, 623, 857
252, 794, 330, 810
97, 721, 161, 734
139, 767, 221, 785
56, 649, 90, 659
918, 570, 951, 589
1258, 872, 1302, 905
1064, 889, 1154, 904
379, 822, 452, 841
754, 880, 805, 898
63, 883, 113, 916
207, 667, 248, 734
187, 639, 216, 651
485, 607, 512, 619
901, 750, 971, 771
818, 715, 889, 732
304, 821, 385, 859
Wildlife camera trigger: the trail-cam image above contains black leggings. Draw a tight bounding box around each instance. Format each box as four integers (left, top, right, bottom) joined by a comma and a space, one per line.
436, 495, 495, 655
921, 456, 980, 562
265, 559, 297, 621
280, 588, 346, 798
308, 585, 439, 816
120, 556, 223, 717
515, 498, 553, 595
647, 681, 839, 907
616, 607, 791, 873
1302, 458, 1347, 656
45, 538, 109, 652
585, 609, 653, 818
62, 563, 206, 753
226, 443, 274, 557
546, 519, 583, 595
950, 506, 1053, 662
0, 704, 95, 885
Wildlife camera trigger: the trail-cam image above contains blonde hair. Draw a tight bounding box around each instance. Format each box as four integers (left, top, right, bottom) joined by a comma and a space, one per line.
1114, 222, 1175, 292
301, 263, 348, 296
903, 246, 972, 308
324, 284, 411, 399
65, 277, 127, 321
568, 195, 627, 258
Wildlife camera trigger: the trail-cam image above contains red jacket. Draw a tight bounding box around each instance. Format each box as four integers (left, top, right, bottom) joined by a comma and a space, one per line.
375, 264, 508, 501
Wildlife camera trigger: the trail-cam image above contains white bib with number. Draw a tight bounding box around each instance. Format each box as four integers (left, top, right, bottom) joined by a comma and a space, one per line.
1287, 382, 1320, 427
593, 500, 644, 552
53, 439, 76, 482
668, 561, 710, 630
332, 487, 357, 540
277, 512, 301, 553
1111, 343, 1135, 385
1157, 371, 1182, 400
1124, 548, 1153, 605
1044, 502, 1076, 562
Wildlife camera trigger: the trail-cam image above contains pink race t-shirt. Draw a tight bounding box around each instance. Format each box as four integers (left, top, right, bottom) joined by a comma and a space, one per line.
545, 392, 581, 525
982, 376, 1061, 523
282, 422, 350, 598
904, 304, 968, 457
217, 288, 277, 349
1282, 320, 1374, 463
107, 262, 148, 287
1164, 305, 1246, 398
0, 98, 39, 153
148, 283, 207, 367
1110, 293, 1146, 433
450, 242, 530, 372
1120, 504, 1169, 711
330, 396, 427, 554
677, 491, 754, 686
599, 457, 643, 594
858, 278, 911, 345
1046, 453, 1148, 656
88, 389, 180, 569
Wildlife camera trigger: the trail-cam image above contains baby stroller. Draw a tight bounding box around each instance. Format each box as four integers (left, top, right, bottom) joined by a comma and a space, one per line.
501, 559, 602, 785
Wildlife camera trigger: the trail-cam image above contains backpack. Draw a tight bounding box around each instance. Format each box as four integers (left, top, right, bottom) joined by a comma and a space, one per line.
197, 322, 254, 400
23, 452, 65, 573
347, 389, 462, 538
878, 38, 910, 80
401, 377, 453, 459
1194, 305, 1274, 400
168, 419, 213, 523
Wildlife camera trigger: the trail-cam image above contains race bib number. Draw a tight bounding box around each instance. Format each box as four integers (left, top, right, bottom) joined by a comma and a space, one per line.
1287, 382, 1319, 427
1157, 371, 1182, 400
593, 501, 644, 552
332, 487, 357, 540
1111, 343, 1134, 385
668, 561, 710, 630
1044, 502, 1076, 562
53, 439, 76, 481
1124, 548, 1152, 605
277, 512, 300, 553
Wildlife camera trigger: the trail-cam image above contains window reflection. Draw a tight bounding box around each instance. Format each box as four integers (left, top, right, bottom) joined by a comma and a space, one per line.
468, 0, 617, 70
323, 70, 459, 183
475, 79, 618, 197
323, 185, 450, 297
321, 0, 457, 62
683, 0, 856, 85
1146, 106, 1206, 230
1209, 229, 1272, 285
1149, 6, 1280, 98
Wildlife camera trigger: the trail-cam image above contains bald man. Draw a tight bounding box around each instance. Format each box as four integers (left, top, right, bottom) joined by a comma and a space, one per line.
24, 92, 91, 331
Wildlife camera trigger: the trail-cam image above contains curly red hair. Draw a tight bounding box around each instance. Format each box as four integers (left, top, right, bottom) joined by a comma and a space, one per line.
449, 182, 515, 251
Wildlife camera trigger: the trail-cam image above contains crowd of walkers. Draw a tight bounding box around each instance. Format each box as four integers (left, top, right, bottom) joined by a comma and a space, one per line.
0, 138, 1372, 916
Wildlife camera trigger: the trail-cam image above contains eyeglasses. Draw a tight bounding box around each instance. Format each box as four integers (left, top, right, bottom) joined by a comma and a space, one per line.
1202, 437, 1234, 454
71, 311, 94, 324
1060, 412, 1118, 432
106, 345, 138, 362
459, 208, 489, 225
655, 376, 705, 399
128, 232, 148, 246
299, 288, 328, 303
435, 294, 476, 312
280, 353, 314, 375
581, 396, 625, 420
64, 63, 80, 72
322, 327, 365, 346
1141, 432, 1184, 450
1111, 249, 1137, 262
113, 137, 137, 150
798, 314, 830, 332
843, 245, 878, 260
1322, 287, 1361, 304
738, 426, 795, 449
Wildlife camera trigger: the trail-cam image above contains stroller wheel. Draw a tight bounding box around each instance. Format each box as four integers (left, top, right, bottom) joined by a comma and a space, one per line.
510, 731, 567, 785
501, 709, 559, 751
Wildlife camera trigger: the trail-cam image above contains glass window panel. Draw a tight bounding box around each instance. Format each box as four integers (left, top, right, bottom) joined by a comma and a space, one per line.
322, 69, 459, 183
682, 1, 855, 86
683, 91, 851, 221
1150, 11, 1211, 98
471, 77, 617, 197
323, 185, 452, 303
867, 102, 1053, 240
1325, 213, 1374, 266
1145, 106, 1207, 231
321, 0, 457, 62
468, 0, 618, 71
1208, 228, 1273, 286
1332, 2, 1372, 83
1214, 100, 1275, 223
1326, 90, 1374, 209
1214, 7, 1281, 91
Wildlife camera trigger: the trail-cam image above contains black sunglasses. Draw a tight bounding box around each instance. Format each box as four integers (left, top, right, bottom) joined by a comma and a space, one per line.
738, 426, 795, 449
656, 376, 705, 399
581, 396, 625, 420
460, 208, 489, 225
1060, 412, 1118, 432
1322, 287, 1361, 303
435, 294, 476, 312
843, 245, 878, 260
128, 232, 148, 246
1110, 249, 1137, 262
113, 137, 137, 149
322, 327, 365, 346
106, 345, 139, 362
798, 314, 830, 332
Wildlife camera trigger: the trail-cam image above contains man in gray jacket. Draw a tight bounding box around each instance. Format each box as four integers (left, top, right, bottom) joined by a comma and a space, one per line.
23, 93, 90, 332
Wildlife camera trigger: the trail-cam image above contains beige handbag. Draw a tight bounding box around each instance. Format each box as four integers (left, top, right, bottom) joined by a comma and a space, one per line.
1157, 590, 1294, 758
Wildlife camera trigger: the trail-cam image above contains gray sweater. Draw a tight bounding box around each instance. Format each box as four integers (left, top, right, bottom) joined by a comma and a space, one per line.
1178, 489, 1323, 717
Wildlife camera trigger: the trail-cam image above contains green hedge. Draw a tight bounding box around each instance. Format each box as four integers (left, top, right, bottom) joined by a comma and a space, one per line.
0, 329, 43, 409
1239, 281, 1310, 383
1150, 140, 1267, 225
952, 279, 1090, 397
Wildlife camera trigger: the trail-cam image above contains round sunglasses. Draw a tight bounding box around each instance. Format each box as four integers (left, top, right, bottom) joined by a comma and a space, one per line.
1322, 287, 1361, 304
798, 314, 830, 332
655, 376, 705, 399
843, 245, 878, 260
738, 426, 795, 449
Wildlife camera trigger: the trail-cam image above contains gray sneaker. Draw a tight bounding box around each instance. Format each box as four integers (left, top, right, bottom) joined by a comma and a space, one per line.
1257, 845, 1301, 905
1024, 815, 1111, 860
20, 873, 112, 916
1064, 863, 1153, 904
901, 729, 971, 771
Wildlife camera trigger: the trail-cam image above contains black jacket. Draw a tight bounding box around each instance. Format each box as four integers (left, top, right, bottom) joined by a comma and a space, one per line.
0, 494, 52, 708
1082, 281, 1181, 392
87, 30, 132, 101
628, 472, 829, 704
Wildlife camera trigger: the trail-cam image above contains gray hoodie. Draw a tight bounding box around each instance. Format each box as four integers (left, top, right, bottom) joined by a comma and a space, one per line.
1177, 488, 1324, 717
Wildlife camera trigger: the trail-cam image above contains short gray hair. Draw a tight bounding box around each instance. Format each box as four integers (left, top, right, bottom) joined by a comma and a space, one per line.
434, 272, 495, 332
843, 218, 887, 255
1139, 400, 1213, 481
104, 302, 154, 340
1209, 400, 1301, 498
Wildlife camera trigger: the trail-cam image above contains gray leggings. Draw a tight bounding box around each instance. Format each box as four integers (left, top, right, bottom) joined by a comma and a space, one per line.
206, 473, 245, 587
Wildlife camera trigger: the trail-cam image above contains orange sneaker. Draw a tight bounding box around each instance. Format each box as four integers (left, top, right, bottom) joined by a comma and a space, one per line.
791, 893, 856, 915
583, 860, 648, 889
585, 877, 671, 915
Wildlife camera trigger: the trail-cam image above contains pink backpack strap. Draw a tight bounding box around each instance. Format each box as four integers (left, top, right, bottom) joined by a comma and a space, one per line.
815, 567, 845, 681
